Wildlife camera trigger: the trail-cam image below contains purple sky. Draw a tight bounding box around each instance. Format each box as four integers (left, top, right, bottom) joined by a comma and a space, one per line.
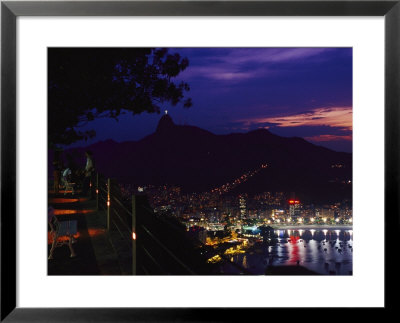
68, 48, 352, 152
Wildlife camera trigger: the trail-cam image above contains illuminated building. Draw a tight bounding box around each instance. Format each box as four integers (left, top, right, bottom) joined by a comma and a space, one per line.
208, 223, 224, 231
239, 195, 247, 220
289, 199, 301, 221
319, 208, 334, 219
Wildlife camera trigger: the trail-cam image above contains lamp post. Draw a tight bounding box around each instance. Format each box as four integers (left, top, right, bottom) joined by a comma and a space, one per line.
107, 178, 110, 232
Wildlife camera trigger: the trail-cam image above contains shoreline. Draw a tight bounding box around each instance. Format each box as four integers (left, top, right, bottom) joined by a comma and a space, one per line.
269, 224, 353, 230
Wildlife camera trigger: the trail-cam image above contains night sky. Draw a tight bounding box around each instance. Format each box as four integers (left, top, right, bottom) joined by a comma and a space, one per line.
68, 48, 352, 153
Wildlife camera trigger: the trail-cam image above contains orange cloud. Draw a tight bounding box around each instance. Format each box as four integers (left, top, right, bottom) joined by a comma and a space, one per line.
242, 106, 352, 130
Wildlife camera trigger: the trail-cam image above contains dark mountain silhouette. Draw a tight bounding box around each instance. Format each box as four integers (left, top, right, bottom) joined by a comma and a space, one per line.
58, 114, 352, 203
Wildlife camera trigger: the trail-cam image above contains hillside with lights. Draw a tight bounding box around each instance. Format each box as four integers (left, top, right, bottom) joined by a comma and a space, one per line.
61, 114, 352, 203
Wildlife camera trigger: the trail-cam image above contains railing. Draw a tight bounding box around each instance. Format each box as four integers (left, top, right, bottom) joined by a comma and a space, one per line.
95, 173, 250, 275
96, 174, 136, 274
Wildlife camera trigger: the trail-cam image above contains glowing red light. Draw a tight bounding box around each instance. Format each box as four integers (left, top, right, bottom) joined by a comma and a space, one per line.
132, 232, 136, 240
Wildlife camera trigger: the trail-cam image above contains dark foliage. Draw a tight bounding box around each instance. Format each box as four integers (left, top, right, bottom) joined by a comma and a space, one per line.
48, 48, 191, 147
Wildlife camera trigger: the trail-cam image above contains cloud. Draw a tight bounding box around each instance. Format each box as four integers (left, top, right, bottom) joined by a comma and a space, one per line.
220, 48, 332, 65
240, 106, 353, 131
181, 66, 259, 82
177, 48, 341, 83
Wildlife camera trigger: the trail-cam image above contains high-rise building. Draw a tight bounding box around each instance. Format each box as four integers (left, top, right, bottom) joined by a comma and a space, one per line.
239, 195, 247, 220
289, 199, 301, 221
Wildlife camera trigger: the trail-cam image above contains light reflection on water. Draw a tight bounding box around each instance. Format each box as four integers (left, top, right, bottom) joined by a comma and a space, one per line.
229, 229, 353, 275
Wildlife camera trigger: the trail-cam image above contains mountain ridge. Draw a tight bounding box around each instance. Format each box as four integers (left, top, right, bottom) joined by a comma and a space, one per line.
57, 115, 352, 203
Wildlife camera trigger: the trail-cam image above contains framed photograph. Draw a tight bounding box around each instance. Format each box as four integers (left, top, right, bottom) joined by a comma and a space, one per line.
1, 0, 398, 320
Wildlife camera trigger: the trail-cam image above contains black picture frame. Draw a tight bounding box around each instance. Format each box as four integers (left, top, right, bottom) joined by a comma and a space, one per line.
1, 0, 398, 321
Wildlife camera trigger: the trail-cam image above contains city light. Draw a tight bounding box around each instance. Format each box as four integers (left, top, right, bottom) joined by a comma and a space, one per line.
210, 163, 268, 194
207, 255, 222, 264
113, 175, 353, 275
225, 246, 245, 255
